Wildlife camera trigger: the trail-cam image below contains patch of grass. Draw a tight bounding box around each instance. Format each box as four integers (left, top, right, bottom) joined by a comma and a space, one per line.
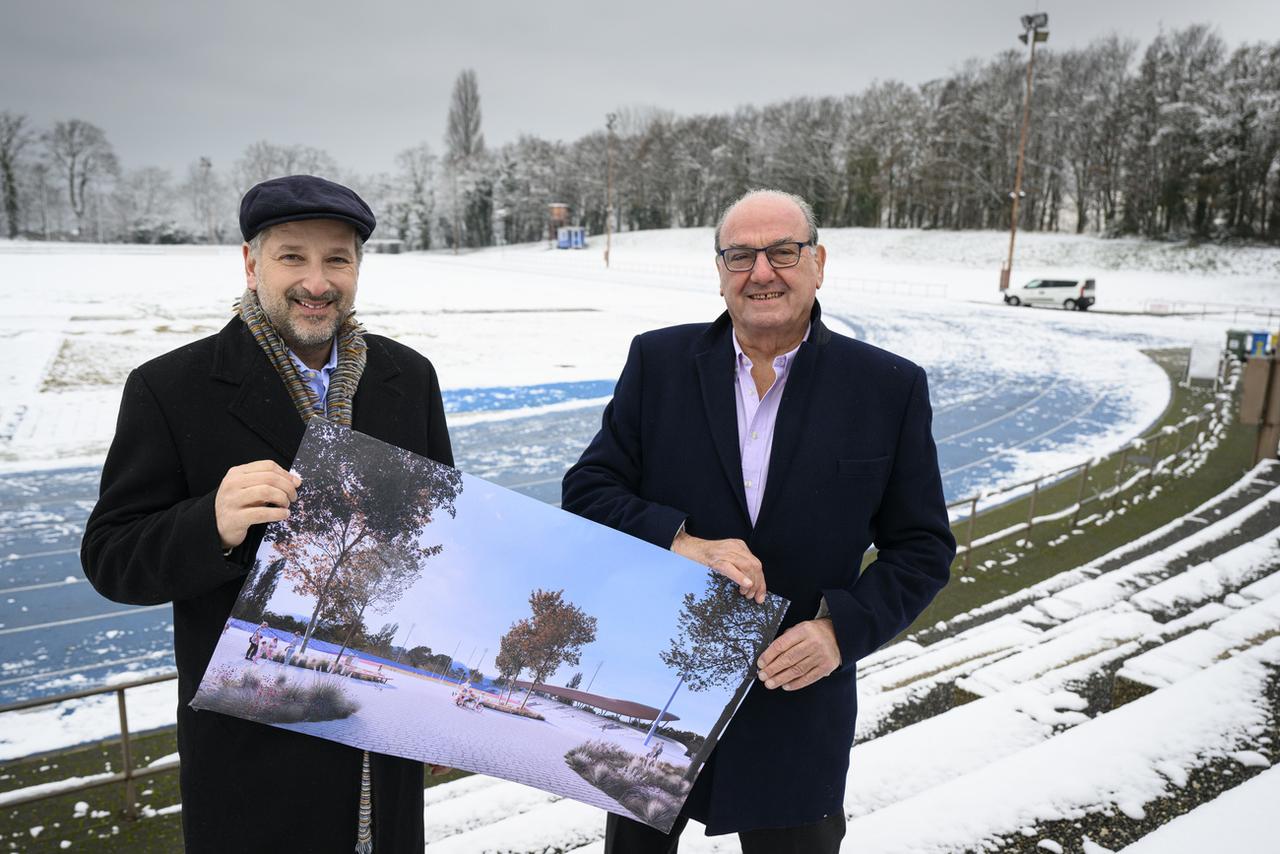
194, 668, 359, 724
903, 348, 1254, 636
0, 728, 184, 852
564, 739, 690, 828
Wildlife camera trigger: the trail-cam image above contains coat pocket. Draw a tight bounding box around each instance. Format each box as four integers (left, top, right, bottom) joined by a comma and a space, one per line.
837, 456, 890, 478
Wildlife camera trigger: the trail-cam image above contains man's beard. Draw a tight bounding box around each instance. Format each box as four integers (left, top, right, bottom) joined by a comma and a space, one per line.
253, 281, 352, 351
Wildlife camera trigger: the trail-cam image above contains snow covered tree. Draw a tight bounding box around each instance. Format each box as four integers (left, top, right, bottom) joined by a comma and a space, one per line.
43, 119, 118, 239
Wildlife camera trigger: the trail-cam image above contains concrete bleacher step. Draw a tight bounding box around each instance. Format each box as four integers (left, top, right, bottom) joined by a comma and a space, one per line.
1114, 589, 1280, 707
953, 607, 1157, 708
838, 638, 1280, 854
911, 460, 1280, 646
1032, 480, 1280, 624
1113, 764, 1280, 853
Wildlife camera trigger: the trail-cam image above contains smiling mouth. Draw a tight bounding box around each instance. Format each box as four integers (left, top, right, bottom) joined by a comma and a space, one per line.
747, 292, 784, 301
292, 298, 333, 310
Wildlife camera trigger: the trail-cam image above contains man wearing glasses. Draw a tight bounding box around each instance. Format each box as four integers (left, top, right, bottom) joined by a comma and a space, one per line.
563, 189, 954, 852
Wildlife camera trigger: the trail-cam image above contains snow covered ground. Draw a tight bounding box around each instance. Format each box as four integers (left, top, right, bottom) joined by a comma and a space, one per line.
0, 229, 1277, 849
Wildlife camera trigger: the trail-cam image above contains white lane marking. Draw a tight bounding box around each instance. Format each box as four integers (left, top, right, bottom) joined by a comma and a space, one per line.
0, 652, 170, 687
0, 546, 80, 563
936, 382, 1059, 444
0, 604, 169, 636
0, 578, 84, 596
942, 394, 1104, 478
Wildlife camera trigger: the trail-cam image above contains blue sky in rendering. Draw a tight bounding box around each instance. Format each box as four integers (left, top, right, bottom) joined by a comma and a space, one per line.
266, 428, 783, 734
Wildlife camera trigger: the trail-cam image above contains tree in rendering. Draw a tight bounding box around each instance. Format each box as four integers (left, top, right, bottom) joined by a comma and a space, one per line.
518, 589, 597, 710
275, 421, 462, 654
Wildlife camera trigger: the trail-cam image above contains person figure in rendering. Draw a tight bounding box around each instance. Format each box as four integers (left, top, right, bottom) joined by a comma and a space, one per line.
562, 189, 955, 852
283, 633, 299, 668
245, 620, 267, 661
81, 175, 453, 853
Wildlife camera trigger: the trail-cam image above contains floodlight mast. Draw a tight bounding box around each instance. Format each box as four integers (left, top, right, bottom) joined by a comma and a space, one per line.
605, 113, 617, 269
1000, 12, 1049, 294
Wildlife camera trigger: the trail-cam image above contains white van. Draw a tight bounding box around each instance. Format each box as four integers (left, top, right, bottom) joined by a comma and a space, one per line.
1003, 278, 1096, 311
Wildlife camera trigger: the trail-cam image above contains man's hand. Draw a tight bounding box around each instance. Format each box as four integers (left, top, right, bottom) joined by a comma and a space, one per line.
215, 461, 301, 550
672, 529, 767, 603
757, 618, 841, 691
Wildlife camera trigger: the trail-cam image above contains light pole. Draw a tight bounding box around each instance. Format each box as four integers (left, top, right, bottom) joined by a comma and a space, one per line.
1000, 12, 1049, 296
604, 112, 617, 268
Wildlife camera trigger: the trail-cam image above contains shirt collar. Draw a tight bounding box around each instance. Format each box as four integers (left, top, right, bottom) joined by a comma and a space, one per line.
732, 324, 810, 370
287, 337, 339, 377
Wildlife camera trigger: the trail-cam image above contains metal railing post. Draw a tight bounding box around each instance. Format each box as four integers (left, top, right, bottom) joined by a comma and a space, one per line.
1111, 447, 1130, 512
1071, 460, 1091, 527
964, 495, 978, 571
1026, 478, 1040, 530
116, 688, 138, 820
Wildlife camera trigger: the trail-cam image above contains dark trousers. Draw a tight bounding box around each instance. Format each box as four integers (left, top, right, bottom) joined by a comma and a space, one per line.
604, 811, 845, 854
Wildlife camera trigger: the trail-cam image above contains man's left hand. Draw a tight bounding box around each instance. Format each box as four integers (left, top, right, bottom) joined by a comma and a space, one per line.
756, 618, 841, 691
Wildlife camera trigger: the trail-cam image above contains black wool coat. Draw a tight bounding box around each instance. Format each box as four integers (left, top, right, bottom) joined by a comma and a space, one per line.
562, 302, 955, 835
81, 317, 453, 853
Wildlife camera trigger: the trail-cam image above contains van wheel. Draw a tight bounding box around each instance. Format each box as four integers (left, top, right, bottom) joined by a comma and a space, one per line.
1064, 299, 1077, 311
1006, 296, 1021, 307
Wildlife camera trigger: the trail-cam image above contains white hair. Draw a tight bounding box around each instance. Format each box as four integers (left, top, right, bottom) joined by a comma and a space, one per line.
713, 189, 819, 252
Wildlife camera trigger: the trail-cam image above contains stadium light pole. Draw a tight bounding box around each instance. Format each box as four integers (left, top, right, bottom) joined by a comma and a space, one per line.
605, 112, 617, 268
1000, 12, 1049, 295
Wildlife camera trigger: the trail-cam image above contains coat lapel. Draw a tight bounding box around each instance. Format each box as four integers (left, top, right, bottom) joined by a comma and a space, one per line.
351, 337, 404, 443
695, 316, 750, 525
213, 319, 305, 462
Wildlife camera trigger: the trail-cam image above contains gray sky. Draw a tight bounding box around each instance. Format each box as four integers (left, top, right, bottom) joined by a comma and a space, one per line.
5, 0, 1276, 178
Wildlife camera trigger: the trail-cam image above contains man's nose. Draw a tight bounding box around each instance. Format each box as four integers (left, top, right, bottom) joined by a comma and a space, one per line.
300, 263, 330, 295
749, 249, 777, 282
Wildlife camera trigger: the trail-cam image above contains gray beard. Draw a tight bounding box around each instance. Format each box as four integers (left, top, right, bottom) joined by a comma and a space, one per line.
246, 286, 346, 351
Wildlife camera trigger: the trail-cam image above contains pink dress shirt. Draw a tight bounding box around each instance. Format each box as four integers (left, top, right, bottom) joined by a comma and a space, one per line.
732, 326, 809, 526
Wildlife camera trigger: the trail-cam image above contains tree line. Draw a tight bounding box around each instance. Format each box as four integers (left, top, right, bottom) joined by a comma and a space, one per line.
2, 24, 1276, 246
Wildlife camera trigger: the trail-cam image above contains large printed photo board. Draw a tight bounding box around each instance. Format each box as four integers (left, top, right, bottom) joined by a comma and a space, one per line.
192, 418, 787, 832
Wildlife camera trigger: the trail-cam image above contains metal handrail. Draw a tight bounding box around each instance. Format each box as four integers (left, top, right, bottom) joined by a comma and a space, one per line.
946, 404, 1224, 569
0, 670, 180, 816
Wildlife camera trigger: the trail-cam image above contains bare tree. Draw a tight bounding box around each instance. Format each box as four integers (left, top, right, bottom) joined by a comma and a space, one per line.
43, 119, 119, 238
445, 69, 485, 162
395, 143, 437, 249
0, 112, 31, 238
233, 140, 339, 194
445, 69, 486, 251
183, 157, 229, 243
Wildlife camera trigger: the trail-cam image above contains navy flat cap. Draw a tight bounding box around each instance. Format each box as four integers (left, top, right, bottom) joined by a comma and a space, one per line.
239, 175, 376, 243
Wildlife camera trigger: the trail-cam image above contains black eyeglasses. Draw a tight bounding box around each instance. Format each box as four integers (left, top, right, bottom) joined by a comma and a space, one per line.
717, 241, 813, 273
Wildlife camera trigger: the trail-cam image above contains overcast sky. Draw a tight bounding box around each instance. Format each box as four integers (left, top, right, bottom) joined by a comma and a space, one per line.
5, 1, 1277, 178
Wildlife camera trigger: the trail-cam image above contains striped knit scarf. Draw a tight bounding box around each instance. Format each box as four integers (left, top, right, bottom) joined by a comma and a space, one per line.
236, 289, 367, 426
235, 289, 376, 853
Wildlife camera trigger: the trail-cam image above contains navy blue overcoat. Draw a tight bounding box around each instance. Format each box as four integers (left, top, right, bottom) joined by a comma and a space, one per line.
562, 301, 955, 834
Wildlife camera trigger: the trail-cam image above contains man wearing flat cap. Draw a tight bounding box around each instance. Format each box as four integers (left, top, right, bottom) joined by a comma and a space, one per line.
82, 175, 452, 852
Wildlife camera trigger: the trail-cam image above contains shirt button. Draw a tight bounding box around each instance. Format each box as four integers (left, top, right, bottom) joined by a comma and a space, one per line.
745, 480, 753, 488
751, 431, 758, 440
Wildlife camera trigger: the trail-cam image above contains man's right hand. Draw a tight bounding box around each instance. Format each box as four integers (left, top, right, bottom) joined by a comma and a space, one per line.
215, 461, 301, 550
672, 528, 767, 604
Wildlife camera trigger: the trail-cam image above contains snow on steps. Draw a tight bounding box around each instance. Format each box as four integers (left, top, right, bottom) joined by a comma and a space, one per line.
1115, 591, 1280, 705
1114, 764, 1280, 853
1032, 480, 1280, 623
836, 639, 1280, 854
911, 460, 1280, 645
431, 641, 1280, 854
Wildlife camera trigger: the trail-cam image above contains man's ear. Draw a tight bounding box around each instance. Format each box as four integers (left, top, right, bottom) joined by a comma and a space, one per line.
814, 244, 827, 288
243, 243, 258, 291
